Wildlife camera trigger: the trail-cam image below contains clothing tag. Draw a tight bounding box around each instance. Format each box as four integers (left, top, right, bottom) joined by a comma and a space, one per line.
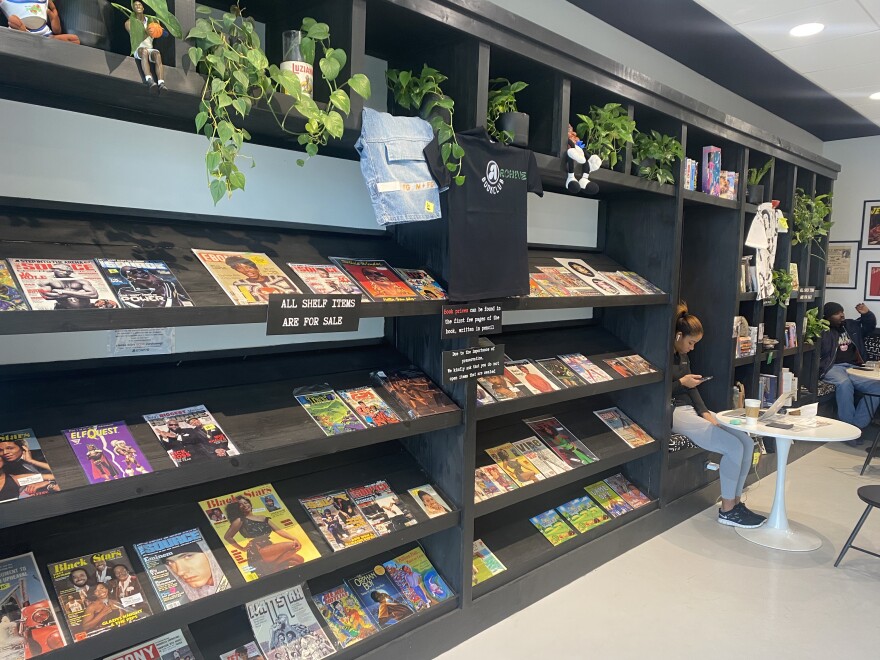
376, 181, 402, 192
425, 200, 435, 212
376, 180, 437, 193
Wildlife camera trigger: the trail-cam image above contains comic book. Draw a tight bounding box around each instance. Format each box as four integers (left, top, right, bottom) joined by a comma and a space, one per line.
0, 552, 66, 658
295, 391, 367, 436
191, 249, 300, 305
585, 480, 634, 518
143, 405, 238, 466
247, 584, 336, 659
478, 464, 519, 493
346, 567, 414, 630
555, 495, 611, 533
512, 436, 571, 476
557, 353, 613, 384
300, 491, 377, 551
8, 258, 120, 310
95, 258, 194, 308
393, 267, 448, 301
0, 428, 60, 503
603, 357, 636, 378
372, 368, 458, 419
49, 546, 152, 642
528, 275, 552, 297
528, 272, 572, 297
311, 584, 377, 649
472, 540, 506, 586
220, 642, 265, 659
62, 421, 152, 484
485, 443, 545, 487
347, 480, 416, 536
604, 473, 652, 509
523, 416, 598, 468
103, 630, 195, 660
407, 484, 452, 518
287, 263, 366, 300
593, 407, 655, 448
552, 257, 622, 295
0, 259, 29, 311
505, 359, 561, 395
134, 528, 230, 611
474, 467, 503, 501
475, 383, 496, 406
336, 387, 401, 427
529, 509, 577, 546
533, 358, 586, 388
476, 366, 533, 401
328, 258, 418, 302
536, 266, 602, 296
382, 545, 451, 611
620, 271, 665, 294
200, 484, 320, 582
602, 271, 649, 295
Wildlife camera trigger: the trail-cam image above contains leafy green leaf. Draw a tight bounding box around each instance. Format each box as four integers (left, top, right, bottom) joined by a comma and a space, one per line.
300, 36, 315, 65
275, 70, 302, 97
217, 93, 233, 108
233, 70, 249, 88
329, 48, 347, 70
188, 46, 203, 66
196, 5, 212, 14
301, 17, 316, 29
306, 143, 319, 157
210, 179, 226, 205
348, 73, 371, 99
195, 111, 208, 132
306, 22, 330, 40
211, 78, 225, 95
217, 121, 234, 144
205, 31, 222, 46
297, 159, 306, 167
229, 171, 246, 191
446, 162, 457, 172
232, 98, 248, 117
329, 89, 351, 114
127, 15, 146, 55
451, 143, 465, 159
295, 95, 320, 119
438, 125, 453, 145
441, 142, 452, 163
319, 56, 342, 82
247, 49, 268, 71
205, 151, 221, 173
324, 110, 345, 139
142, 0, 182, 38
454, 175, 466, 186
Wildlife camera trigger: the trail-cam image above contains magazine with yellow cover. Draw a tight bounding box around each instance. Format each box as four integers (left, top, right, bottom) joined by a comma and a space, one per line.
192, 249, 300, 305
199, 484, 320, 581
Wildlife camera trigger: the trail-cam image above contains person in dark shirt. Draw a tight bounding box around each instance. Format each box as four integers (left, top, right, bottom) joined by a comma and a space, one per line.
671, 303, 764, 529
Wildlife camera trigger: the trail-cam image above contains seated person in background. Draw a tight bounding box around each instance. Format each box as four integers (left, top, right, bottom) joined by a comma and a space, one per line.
819, 302, 880, 444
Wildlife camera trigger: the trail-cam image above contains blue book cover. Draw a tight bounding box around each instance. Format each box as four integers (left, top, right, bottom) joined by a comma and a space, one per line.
345, 567, 413, 629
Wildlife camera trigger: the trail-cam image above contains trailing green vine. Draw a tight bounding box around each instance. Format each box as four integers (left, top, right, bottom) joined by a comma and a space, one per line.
771, 268, 794, 307
791, 188, 833, 258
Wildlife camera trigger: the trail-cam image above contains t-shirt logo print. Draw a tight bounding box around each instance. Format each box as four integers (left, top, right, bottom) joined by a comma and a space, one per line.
483, 160, 504, 195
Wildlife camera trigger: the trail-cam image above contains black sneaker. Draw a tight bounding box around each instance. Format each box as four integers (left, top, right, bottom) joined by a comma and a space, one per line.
734, 502, 767, 523
718, 506, 764, 528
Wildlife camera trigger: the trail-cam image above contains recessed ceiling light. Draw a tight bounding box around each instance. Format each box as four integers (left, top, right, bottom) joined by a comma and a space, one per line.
870, 92, 880, 101
789, 23, 825, 37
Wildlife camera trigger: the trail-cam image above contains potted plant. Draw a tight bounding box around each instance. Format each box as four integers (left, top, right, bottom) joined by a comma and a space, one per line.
631, 130, 682, 185
386, 65, 464, 185
803, 307, 829, 345
791, 188, 833, 257
486, 78, 528, 146
575, 103, 636, 169
747, 157, 773, 205
771, 268, 794, 307
186, 4, 371, 203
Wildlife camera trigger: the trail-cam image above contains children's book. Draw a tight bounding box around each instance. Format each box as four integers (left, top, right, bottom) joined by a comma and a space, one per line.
585, 481, 634, 518
529, 509, 577, 546
555, 495, 611, 533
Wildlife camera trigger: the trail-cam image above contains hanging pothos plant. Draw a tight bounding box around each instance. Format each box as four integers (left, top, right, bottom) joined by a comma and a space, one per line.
791, 188, 833, 257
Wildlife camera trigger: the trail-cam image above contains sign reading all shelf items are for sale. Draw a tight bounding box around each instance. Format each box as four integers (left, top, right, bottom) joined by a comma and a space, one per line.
442, 344, 505, 384
266, 294, 361, 335
441, 303, 503, 338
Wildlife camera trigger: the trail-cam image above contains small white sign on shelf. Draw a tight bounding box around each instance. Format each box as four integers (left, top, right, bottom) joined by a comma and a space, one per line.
109, 328, 175, 356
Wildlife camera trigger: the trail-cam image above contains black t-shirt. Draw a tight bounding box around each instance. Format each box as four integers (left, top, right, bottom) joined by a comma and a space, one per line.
424, 128, 543, 300
834, 327, 855, 364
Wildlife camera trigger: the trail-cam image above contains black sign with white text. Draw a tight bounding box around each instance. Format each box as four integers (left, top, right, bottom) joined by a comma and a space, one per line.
441, 303, 503, 338
266, 294, 361, 335
442, 344, 505, 384
797, 287, 816, 301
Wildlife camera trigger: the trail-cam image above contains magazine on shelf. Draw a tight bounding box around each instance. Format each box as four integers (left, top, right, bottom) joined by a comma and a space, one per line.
407, 484, 452, 518
312, 584, 377, 648
523, 415, 598, 468
300, 491, 377, 551
134, 528, 230, 611
603, 357, 636, 378
199, 484, 320, 581
472, 540, 506, 586
602, 271, 649, 295
485, 443, 545, 487
478, 464, 519, 493
346, 567, 414, 629
558, 353, 613, 384
476, 383, 496, 406
533, 358, 585, 388
604, 473, 652, 509
9, 258, 120, 310
393, 267, 448, 300
552, 257, 622, 295
95, 258, 194, 308
382, 545, 452, 611
329, 257, 419, 302
143, 405, 238, 466
528, 275, 552, 297
555, 495, 611, 533
505, 359, 561, 394
372, 367, 457, 418
287, 262, 366, 300
219, 641, 265, 659
511, 436, 571, 476
530, 509, 577, 546
49, 546, 152, 642
62, 421, 152, 484
536, 265, 602, 296
347, 480, 417, 535
528, 272, 572, 297
191, 249, 300, 305
477, 367, 533, 401
0, 552, 66, 657
585, 481, 634, 517
593, 407, 655, 448
247, 584, 336, 659
620, 271, 664, 294
617, 354, 657, 375
0, 428, 60, 503
295, 390, 367, 436
0, 259, 29, 311
336, 387, 401, 427
103, 630, 195, 660
474, 467, 502, 501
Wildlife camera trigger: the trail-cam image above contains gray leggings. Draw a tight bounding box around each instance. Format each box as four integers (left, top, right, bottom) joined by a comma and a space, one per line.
672, 406, 754, 500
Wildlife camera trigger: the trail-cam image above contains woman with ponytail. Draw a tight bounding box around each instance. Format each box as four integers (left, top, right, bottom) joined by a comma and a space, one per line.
672, 303, 765, 529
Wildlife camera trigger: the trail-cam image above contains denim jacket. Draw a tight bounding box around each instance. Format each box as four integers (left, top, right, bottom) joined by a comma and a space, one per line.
355, 108, 444, 225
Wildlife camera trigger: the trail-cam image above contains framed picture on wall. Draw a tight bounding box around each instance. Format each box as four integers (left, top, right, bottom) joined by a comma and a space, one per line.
826, 241, 859, 289
860, 200, 880, 247
864, 262, 880, 301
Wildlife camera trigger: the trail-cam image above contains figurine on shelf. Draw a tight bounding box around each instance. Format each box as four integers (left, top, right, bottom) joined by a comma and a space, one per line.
124, 0, 166, 92
1, 0, 80, 43
565, 124, 600, 196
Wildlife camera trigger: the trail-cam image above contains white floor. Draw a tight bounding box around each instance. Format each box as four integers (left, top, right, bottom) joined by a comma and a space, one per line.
439, 443, 880, 659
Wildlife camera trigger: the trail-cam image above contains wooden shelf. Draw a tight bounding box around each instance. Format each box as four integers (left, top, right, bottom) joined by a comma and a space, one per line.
734, 354, 756, 367
682, 189, 739, 209
534, 154, 676, 198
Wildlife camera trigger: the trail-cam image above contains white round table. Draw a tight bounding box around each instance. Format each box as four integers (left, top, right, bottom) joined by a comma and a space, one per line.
716, 412, 859, 551
846, 366, 880, 381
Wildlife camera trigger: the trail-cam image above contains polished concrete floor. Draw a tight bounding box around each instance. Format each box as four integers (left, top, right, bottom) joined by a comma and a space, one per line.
438, 443, 880, 659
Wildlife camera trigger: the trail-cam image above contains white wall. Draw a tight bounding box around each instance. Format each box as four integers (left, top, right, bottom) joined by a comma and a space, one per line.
823, 136, 880, 313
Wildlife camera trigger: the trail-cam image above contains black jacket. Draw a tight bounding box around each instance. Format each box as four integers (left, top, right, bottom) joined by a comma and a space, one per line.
671, 351, 709, 416
819, 312, 876, 378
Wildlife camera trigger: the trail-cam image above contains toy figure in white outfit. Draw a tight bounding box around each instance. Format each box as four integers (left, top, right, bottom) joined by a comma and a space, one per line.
1, 0, 80, 42
125, 0, 166, 92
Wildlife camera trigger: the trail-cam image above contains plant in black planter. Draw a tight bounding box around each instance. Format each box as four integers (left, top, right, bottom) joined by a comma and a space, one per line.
486, 77, 528, 146
747, 157, 773, 204
770, 268, 794, 307
575, 103, 636, 169
631, 130, 682, 185
386, 65, 464, 185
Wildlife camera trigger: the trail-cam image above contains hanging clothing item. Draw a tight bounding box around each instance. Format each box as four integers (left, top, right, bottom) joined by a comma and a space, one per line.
744, 202, 785, 300
355, 108, 443, 226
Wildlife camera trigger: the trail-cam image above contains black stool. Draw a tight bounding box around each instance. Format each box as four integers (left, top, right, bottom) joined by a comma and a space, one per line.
835, 485, 880, 567
863, 433, 880, 475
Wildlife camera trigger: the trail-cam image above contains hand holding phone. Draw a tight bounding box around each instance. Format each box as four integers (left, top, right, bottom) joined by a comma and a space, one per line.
696, 375, 714, 383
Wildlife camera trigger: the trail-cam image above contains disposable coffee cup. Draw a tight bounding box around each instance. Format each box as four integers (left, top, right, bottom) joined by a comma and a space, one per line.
744, 398, 760, 427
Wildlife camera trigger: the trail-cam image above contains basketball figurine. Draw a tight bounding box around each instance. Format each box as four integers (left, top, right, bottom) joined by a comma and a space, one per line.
125, 0, 167, 92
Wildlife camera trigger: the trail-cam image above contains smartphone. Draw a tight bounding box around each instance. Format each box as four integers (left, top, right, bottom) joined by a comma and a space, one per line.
696, 375, 714, 382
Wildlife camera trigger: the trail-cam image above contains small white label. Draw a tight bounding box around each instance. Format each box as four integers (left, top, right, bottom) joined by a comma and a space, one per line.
109, 328, 175, 356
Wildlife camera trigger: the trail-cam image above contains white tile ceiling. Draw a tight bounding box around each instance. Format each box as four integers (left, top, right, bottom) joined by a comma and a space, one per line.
694, 0, 880, 130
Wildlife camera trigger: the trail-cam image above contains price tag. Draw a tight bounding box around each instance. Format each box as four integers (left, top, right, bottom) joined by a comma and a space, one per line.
109, 328, 175, 356
441, 344, 505, 384
441, 303, 503, 338
266, 294, 360, 335
798, 287, 816, 301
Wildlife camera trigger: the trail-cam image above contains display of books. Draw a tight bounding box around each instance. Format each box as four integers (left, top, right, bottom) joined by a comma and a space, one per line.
604, 473, 652, 509
219, 641, 265, 659
585, 481, 634, 518
555, 495, 610, 533
523, 415, 598, 468
0, 552, 66, 657
382, 545, 452, 611
62, 421, 152, 483
553, 257, 622, 295
528, 275, 553, 297
288, 262, 366, 299
472, 540, 506, 586
536, 265, 602, 296
372, 367, 458, 419
0, 428, 60, 503
474, 467, 503, 501
192, 249, 300, 305
346, 566, 414, 629
505, 359, 561, 394
529, 509, 577, 546
247, 584, 336, 659
478, 464, 519, 493
533, 357, 586, 388
486, 443, 545, 487
604, 357, 635, 377
312, 583, 378, 648
143, 405, 239, 465
511, 436, 571, 476
348, 480, 417, 535
300, 491, 377, 551
329, 257, 419, 302
529, 272, 573, 297
593, 407, 655, 448
558, 353, 613, 384
295, 390, 367, 436
337, 386, 402, 427
477, 367, 533, 400
394, 267, 448, 300
408, 484, 452, 518
95, 258, 194, 308
476, 383, 496, 406
0, 259, 29, 311
9, 258, 120, 310
104, 630, 196, 660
